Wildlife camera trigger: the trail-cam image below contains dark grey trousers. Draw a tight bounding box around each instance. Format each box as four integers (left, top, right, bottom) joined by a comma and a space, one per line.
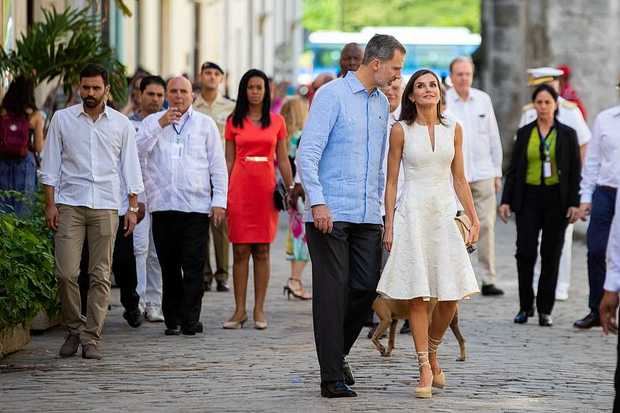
306, 222, 382, 383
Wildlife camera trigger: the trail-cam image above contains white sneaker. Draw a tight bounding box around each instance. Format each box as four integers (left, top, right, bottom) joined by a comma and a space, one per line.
555, 290, 569, 301
145, 304, 164, 322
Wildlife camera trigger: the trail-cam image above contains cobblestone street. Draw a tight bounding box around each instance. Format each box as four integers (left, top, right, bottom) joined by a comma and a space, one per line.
0, 217, 615, 412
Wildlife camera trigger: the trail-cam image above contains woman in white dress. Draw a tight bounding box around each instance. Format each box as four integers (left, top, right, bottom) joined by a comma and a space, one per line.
377, 69, 480, 399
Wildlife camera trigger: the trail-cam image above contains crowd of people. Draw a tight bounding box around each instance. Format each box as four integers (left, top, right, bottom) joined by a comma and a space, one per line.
0, 32, 619, 406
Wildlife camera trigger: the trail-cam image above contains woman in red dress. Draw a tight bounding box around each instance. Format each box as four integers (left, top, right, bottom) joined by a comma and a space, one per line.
223, 69, 294, 330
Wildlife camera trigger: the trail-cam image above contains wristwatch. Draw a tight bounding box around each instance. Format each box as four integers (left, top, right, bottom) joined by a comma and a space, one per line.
128, 206, 140, 213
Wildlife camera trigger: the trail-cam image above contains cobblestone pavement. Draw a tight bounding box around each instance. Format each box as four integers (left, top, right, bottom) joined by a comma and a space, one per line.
0, 218, 616, 412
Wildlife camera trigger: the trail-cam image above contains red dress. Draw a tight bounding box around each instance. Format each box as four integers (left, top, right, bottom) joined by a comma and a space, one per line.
225, 113, 287, 243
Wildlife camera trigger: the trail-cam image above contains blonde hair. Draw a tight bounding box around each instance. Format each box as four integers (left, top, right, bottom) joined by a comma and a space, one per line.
280, 96, 308, 139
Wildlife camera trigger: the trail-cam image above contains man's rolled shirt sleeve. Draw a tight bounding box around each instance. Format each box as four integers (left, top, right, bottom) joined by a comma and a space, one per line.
40, 113, 63, 187
298, 87, 339, 207
205, 118, 228, 209
120, 122, 144, 196
604, 179, 620, 292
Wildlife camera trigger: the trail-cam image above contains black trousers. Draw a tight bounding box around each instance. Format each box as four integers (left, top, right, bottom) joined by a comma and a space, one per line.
78, 216, 140, 314
515, 185, 568, 315
152, 211, 209, 330
587, 186, 617, 314
306, 222, 382, 383
112, 216, 140, 312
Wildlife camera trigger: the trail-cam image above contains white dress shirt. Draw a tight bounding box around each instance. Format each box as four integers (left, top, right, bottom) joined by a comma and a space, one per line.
445, 87, 503, 183
137, 106, 228, 213
580, 105, 620, 203
604, 160, 620, 292
381, 106, 405, 216
519, 96, 591, 146
40, 104, 144, 210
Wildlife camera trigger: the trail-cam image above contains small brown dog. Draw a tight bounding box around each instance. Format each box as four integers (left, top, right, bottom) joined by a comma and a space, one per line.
370, 296, 466, 361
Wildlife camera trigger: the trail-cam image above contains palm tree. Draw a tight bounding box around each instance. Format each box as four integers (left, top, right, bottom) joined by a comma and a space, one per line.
0, 7, 127, 105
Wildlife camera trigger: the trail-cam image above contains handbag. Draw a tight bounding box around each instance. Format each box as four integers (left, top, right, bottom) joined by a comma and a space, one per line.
454, 212, 476, 254
273, 179, 287, 211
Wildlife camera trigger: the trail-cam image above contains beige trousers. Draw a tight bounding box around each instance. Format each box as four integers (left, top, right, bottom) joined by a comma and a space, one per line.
469, 178, 497, 286
55, 205, 118, 345
203, 220, 230, 283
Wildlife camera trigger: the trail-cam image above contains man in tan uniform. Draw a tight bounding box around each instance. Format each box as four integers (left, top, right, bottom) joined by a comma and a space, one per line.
194, 61, 235, 292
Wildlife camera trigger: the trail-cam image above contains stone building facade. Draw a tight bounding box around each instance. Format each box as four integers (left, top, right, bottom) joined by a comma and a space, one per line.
2, 0, 303, 100
478, 0, 620, 164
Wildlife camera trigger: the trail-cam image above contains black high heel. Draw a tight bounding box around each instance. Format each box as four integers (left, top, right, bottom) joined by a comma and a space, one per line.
283, 278, 312, 300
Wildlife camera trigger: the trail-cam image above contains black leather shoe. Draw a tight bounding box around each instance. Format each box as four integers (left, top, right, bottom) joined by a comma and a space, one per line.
343, 360, 355, 386
216, 281, 230, 292
573, 312, 600, 329
320, 381, 357, 398
481, 284, 504, 296
514, 310, 531, 324
539, 314, 553, 327
400, 320, 411, 335
123, 309, 144, 328
164, 327, 181, 335
182, 321, 204, 335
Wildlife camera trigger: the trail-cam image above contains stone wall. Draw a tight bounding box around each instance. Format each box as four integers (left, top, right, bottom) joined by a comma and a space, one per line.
479, 0, 620, 166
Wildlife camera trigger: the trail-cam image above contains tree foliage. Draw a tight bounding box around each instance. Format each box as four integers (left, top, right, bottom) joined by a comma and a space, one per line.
303, 0, 480, 33
0, 7, 127, 104
0, 192, 57, 329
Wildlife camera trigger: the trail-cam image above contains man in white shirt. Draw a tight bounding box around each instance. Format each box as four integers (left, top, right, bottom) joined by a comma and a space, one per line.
137, 76, 228, 336
128, 76, 166, 322
446, 57, 504, 296
520, 67, 591, 301
574, 104, 619, 329
599, 152, 620, 412
41, 64, 144, 359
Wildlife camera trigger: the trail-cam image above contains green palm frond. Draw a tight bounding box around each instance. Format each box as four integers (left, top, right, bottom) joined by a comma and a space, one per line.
0, 6, 127, 104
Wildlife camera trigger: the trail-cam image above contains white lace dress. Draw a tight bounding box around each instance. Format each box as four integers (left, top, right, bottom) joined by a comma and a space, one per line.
377, 119, 479, 301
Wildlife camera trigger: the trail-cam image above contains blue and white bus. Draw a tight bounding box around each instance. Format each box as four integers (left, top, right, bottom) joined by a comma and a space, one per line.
298, 26, 481, 84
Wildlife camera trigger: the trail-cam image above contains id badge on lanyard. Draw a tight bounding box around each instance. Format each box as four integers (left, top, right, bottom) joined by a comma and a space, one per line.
542, 133, 553, 178
543, 158, 552, 178
172, 140, 183, 159
172, 116, 190, 159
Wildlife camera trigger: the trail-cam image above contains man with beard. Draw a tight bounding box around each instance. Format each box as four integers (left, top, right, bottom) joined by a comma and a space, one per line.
298, 34, 405, 398
41, 64, 144, 360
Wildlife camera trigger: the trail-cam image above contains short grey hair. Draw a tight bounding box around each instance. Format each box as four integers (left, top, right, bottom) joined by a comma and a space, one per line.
362, 34, 406, 65
449, 56, 475, 74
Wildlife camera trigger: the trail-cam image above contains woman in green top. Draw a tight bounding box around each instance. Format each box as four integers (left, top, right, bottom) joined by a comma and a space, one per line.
499, 84, 581, 327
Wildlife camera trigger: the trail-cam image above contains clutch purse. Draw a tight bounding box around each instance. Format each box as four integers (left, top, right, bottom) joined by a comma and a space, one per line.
454, 212, 476, 254
273, 180, 287, 211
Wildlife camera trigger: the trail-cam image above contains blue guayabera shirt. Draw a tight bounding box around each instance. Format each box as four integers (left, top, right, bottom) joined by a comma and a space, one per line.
298, 71, 389, 225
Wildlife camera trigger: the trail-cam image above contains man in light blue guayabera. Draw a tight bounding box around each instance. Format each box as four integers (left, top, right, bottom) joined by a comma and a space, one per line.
298, 33, 405, 398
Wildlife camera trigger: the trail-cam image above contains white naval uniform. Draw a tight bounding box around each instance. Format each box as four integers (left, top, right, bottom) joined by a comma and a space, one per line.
520, 97, 591, 299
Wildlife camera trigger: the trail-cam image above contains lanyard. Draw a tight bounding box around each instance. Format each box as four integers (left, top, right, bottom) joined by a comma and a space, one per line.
172, 114, 190, 139
537, 125, 555, 160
